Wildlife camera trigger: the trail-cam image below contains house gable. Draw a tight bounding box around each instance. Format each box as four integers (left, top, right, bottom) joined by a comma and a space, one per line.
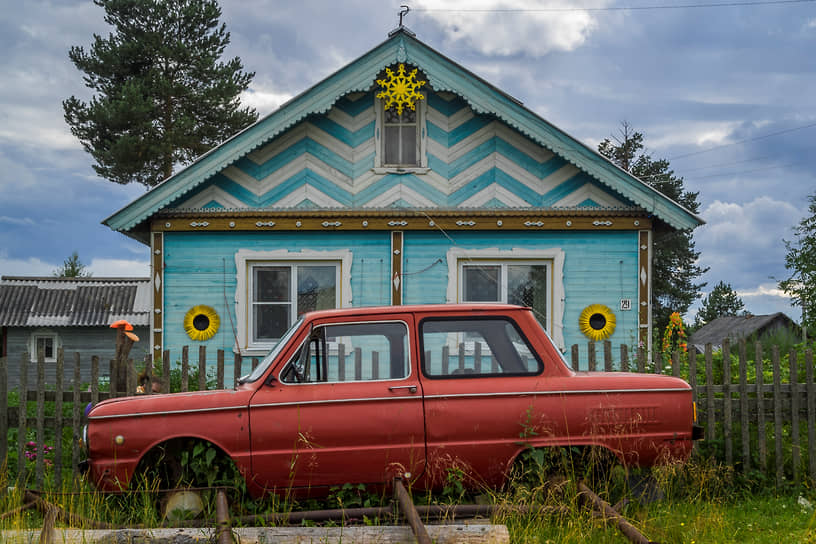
104, 28, 702, 239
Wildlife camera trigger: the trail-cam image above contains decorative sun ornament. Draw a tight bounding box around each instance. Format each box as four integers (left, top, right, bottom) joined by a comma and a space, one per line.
578, 304, 617, 341
376, 64, 426, 115
183, 305, 220, 342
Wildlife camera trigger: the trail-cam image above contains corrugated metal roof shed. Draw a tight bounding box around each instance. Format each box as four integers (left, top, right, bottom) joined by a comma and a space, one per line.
0, 276, 150, 327
689, 313, 797, 351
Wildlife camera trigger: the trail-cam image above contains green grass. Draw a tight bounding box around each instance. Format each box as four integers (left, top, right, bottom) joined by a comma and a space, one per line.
5, 455, 815, 543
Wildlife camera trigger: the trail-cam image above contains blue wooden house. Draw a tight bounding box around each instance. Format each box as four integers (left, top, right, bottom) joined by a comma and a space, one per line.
104, 28, 702, 371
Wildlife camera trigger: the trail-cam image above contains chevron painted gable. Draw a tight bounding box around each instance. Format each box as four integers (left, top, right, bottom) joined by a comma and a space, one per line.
172, 90, 633, 211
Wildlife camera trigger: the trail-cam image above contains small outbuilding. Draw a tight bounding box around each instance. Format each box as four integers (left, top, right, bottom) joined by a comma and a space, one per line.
689, 313, 799, 352
0, 276, 150, 389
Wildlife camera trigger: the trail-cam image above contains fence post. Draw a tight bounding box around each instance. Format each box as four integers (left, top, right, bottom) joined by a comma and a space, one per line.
199, 346, 207, 391
806, 349, 815, 481
17, 352, 28, 485
723, 338, 732, 467
772, 346, 783, 487
790, 347, 800, 483
72, 352, 82, 483
620, 344, 629, 373
182, 345, 189, 392
54, 348, 64, 489
705, 344, 715, 442
0, 356, 7, 470
739, 339, 750, 473
588, 342, 596, 371
35, 348, 45, 489
217, 349, 225, 389
233, 353, 242, 388
756, 342, 767, 472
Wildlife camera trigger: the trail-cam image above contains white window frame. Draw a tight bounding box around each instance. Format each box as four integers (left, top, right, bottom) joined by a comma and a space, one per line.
446, 247, 566, 351
373, 94, 429, 174
29, 330, 59, 363
235, 249, 353, 355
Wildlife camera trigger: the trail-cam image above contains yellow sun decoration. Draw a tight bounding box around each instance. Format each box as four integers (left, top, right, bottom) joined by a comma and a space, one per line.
184, 305, 220, 342
376, 64, 426, 114
578, 304, 617, 341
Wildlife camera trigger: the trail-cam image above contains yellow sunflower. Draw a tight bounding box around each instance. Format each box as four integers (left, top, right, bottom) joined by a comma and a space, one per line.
578, 304, 616, 341
183, 305, 220, 341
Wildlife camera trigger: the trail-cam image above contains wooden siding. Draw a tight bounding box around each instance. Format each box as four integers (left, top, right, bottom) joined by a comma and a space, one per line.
2, 326, 149, 389
161, 231, 392, 371
172, 90, 633, 212
401, 230, 640, 356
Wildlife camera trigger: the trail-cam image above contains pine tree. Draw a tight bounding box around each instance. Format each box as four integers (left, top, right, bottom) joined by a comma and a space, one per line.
779, 192, 816, 332
598, 122, 707, 331
695, 280, 745, 326
63, 0, 258, 188
54, 252, 92, 278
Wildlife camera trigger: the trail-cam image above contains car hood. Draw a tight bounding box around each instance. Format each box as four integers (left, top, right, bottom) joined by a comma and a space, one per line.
88, 388, 253, 419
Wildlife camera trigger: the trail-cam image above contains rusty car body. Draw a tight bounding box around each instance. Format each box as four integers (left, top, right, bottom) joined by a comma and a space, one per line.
83, 304, 701, 496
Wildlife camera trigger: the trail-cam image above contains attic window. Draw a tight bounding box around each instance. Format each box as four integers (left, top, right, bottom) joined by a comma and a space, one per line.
374, 64, 428, 171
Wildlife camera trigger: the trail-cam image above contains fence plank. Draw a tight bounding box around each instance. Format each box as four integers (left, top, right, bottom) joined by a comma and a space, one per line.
807, 349, 815, 481
91, 355, 99, 406
54, 348, 64, 489
182, 346, 189, 392
672, 350, 680, 377
372, 351, 380, 380
144, 353, 154, 395
688, 345, 697, 405
620, 344, 629, 373
163, 349, 171, 393
571, 345, 579, 370
0, 356, 7, 470
217, 350, 225, 389
199, 346, 207, 391
637, 347, 646, 373
604, 341, 612, 372
756, 342, 767, 471
772, 346, 783, 487
739, 339, 750, 472
723, 339, 732, 467
474, 342, 482, 373
35, 349, 45, 489
705, 344, 715, 442
790, 348, 800, 483
234, 353, 242, 388
588, 342, 596, 372
126, 358, 136, 397
72, 352, 81, 483
354, 347, 363, 381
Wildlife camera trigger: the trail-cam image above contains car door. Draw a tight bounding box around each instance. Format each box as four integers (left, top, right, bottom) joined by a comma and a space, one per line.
248, 314, 425, 492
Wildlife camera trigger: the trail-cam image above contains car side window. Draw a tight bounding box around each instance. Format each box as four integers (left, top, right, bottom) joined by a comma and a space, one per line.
281, 321, 409, 384
420, 318, 542, 378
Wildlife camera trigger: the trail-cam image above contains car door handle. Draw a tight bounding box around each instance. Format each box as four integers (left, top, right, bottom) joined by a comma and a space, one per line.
389, 385, 417, 394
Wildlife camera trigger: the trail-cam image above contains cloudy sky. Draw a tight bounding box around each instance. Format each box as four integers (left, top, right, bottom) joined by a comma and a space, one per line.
1, 0, 813, 322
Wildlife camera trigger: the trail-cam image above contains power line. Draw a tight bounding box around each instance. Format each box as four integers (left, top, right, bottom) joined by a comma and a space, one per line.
668, 121, 816, 160
411, 0, 816, 12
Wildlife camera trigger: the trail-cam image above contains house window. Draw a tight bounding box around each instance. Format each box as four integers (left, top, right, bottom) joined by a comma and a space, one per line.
29, 331, 59, 362
250, 263, 339, 344
460, 262, 549, 328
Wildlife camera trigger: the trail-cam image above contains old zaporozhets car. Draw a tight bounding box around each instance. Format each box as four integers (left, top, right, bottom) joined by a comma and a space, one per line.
83, 304, 702, 496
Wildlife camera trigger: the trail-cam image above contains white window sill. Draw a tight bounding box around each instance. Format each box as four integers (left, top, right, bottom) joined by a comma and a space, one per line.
372, 167, 430, 175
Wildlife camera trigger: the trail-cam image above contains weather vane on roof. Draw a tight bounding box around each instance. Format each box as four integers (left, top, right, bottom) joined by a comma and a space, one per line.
398, 5, 410, 27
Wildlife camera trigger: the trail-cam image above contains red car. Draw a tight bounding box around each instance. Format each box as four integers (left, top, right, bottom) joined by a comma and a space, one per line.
83, 304, 701, 497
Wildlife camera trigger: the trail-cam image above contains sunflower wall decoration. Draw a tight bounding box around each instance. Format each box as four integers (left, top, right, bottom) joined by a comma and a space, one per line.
376, 63, 426, 115
183, 305, 220, 341
578, 304, 616, 341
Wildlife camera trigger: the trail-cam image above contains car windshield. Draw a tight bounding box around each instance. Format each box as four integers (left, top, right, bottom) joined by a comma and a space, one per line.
239, 318, 304, 384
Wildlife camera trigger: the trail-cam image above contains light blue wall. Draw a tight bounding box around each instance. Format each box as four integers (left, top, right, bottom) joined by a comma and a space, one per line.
161, 229, 639, 375
162, 231, 393, 375
401, 230, 640, 362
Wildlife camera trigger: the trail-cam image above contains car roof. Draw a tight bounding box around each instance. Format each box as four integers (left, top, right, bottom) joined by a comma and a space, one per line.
301, 303, 530, 321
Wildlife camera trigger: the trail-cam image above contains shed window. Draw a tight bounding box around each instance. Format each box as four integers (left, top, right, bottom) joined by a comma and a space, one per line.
29, 332, 59, 363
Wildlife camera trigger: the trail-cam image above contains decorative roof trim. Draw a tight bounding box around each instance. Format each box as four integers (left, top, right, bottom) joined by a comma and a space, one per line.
104, 29, 702, 236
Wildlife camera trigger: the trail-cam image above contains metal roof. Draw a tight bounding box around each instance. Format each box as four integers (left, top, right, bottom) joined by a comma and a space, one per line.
0, 277, 151, 328
689, 313, 797, 351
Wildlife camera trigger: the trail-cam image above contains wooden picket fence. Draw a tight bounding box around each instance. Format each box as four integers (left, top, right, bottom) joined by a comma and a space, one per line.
2, 339, 815, 491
